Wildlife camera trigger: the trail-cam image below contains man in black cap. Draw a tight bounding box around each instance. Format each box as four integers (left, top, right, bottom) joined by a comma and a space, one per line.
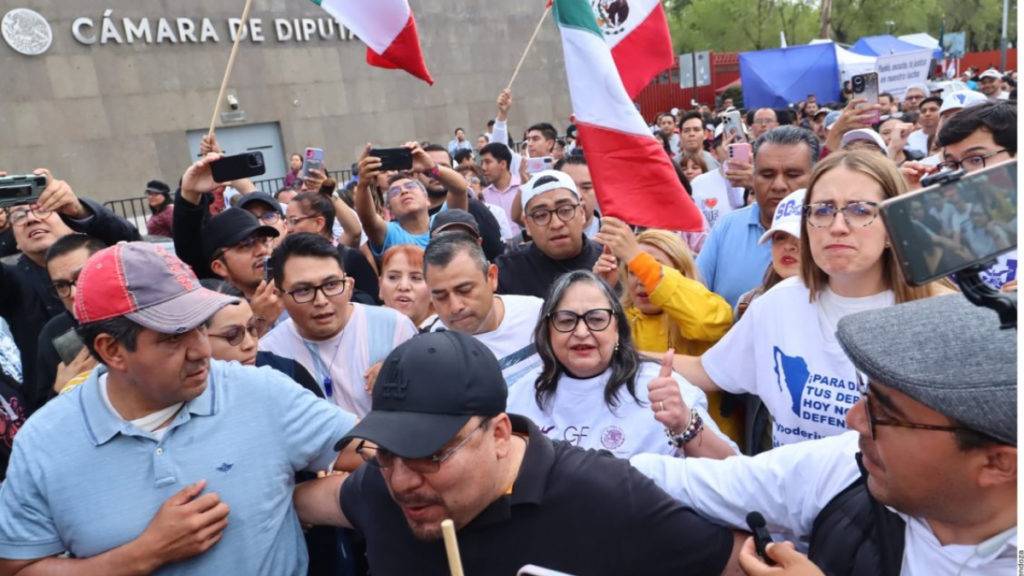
202, 209, 282, 326
238, 191, 286, 244
634, 294, 1016, 575
294, 331, 739, 575
429, 208, 481, 241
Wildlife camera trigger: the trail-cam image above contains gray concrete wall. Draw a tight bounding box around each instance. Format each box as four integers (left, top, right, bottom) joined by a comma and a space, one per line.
0, 1, 571, 202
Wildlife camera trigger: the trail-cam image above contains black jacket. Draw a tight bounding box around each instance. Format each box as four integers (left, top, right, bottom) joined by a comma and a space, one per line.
0, 199, 140, 395
495, 236, 603, 299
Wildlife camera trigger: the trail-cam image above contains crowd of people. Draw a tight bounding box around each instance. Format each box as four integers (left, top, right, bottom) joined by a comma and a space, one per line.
0, 63, 1016, 576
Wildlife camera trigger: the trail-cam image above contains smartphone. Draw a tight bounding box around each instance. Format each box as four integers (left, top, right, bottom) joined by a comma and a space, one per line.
727, 143, 752, 165
881, 160, 1017, 285
300, 147, 324, 179
0, 174, 47, 208
723, 110, 746, 142
525, 156, 555, 174
210, 152, 266, 183
370, 147, 413, 172
263, 256, 273, 284
53, 328, 85, 366
517, 565, 576, 576
851, 72, 880, 125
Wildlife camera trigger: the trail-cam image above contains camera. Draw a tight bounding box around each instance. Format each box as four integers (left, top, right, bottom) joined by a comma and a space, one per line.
226, 94, 239, 111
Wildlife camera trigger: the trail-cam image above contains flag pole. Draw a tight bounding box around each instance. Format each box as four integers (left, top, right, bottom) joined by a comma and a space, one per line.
208, 0, 256, 138
506, 4, 553, 92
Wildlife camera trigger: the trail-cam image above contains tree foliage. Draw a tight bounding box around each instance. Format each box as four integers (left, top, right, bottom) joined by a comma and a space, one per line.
665, 0, 1016, 53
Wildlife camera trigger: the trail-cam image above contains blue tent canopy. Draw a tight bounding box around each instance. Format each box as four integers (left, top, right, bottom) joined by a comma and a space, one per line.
851, 35, 936, 58
739, 44, 840, 109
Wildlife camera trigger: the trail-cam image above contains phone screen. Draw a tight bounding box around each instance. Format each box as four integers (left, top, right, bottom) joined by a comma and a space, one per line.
881, 161, 1017, 285
301, 147, 325, 180
723, 111, 746, 142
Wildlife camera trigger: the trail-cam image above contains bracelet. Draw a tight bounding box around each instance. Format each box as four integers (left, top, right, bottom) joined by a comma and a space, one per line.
426, 165, 442, 180
666, 411, 704, 449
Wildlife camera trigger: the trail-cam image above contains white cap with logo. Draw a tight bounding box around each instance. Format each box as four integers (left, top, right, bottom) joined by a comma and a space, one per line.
758, 188, 807, 245
520, 169, 579, 210
939, 90, 988, 116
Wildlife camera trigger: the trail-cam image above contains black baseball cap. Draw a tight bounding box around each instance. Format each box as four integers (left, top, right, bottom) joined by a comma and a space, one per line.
430, 208, 480, 239
201, 208, 279, 263
336, 331, 507, 457
238, 192, 283, 215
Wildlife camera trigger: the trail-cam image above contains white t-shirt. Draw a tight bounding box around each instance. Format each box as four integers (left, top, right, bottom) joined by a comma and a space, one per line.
484, 201, 515, 241
906, 129, 929, 155
428, 294, 544, 386
507, 361, 735, 458
631, 432, 1018, 575
702, 277, 894, 446
690, 169, 745, 230
259, 303, 417, 417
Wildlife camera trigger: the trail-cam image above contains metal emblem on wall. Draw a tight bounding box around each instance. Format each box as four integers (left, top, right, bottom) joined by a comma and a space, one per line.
1, 8, 52, 56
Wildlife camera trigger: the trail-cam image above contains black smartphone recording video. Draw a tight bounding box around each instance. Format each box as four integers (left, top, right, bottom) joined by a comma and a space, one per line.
210, 152, 266, 183
370, 148, 413, 172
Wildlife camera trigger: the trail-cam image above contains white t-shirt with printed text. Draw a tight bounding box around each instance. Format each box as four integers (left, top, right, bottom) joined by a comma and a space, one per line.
690, 169, 745, 230
259, 303, 417, 417
702, 277, 893, 446
507, 361, 736, 458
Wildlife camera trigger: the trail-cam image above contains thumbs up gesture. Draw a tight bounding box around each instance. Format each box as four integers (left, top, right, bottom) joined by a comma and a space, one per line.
648, 349, 690, 433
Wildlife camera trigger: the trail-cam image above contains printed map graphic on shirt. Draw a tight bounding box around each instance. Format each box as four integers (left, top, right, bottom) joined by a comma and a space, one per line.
978, 253, 1017, 289
773, 347, 810, 417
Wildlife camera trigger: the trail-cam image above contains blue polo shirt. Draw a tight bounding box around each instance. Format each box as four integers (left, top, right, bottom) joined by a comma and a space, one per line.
696, 203, 772, 308
0, 360, 356, 574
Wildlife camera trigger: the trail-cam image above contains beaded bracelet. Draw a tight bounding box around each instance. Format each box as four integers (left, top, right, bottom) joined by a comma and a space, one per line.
666, 411, 704, 449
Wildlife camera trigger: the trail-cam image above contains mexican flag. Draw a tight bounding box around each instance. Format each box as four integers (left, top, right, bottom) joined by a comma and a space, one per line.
554, 0, 702, 232
593, 0, 675, 98
311, 0, 434, 85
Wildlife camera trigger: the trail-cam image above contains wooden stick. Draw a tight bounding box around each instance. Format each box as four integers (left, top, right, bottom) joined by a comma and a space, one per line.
506, 5, 553, 92
440, 519, 465, 576
207, 0, 255, 137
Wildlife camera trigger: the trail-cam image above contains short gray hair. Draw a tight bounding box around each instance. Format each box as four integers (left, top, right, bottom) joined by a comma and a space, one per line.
753, 125, 820, 163
423, 232, 488, 276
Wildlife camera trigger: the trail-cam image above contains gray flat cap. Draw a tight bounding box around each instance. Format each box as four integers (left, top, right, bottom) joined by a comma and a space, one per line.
836, 294, 1016, 445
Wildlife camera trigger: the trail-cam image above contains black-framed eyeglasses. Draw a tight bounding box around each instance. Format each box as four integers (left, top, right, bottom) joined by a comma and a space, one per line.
286, 277, 347, 304
527, 203, 580, 226
549, 308, 614, 333
938, 149, 1007, 173
5, 205, 52, 226
209, 317, 267, 346
805, 201, 880, 229
51, 270, 83, 298
255, 211, 281, 224
856, 374, 972, 440
356, 418, 490, 474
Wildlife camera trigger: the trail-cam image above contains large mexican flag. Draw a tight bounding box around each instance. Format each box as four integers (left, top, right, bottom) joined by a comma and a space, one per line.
554, 0, 702, 232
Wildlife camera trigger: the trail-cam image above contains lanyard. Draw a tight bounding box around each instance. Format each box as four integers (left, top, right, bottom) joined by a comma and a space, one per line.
301, 340, 336, 398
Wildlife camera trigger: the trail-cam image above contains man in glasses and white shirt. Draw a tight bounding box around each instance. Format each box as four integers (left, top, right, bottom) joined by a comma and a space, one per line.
259, 233, 416, 417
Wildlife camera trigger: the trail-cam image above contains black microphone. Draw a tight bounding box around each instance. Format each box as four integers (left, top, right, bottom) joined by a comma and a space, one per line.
745, 511, 775, 566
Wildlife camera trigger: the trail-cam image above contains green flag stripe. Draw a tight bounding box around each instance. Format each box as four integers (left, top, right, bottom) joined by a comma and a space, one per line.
554, 0, 602, 37
310, 0, 322, 5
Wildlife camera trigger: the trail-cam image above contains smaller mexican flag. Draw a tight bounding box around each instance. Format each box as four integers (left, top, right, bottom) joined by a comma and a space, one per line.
311, 0, 434, 85
554, 0, 702, 232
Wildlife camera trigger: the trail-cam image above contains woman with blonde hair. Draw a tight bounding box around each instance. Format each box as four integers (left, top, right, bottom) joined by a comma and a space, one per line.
672, 150, 948, 447
594, 218, 740, 441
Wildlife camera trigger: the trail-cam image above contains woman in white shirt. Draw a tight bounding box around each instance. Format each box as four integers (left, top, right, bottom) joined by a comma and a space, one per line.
507, 270, 736, 459
674, 150, 946, 447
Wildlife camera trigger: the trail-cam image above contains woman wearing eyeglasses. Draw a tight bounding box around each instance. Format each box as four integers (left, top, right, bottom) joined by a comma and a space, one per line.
506, 270, 736, 459
672, 150, 948, 448
200, 280, 323, 399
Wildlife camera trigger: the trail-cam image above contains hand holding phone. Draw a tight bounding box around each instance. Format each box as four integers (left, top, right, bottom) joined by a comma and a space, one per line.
525, 157, 554, 174
301, 147, 324, 180
369, 148, 413, 172
0, 174, 48, 208
850, 73, 881, 125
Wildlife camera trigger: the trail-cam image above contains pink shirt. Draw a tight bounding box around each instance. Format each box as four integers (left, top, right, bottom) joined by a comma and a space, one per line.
482, 177, 522, 237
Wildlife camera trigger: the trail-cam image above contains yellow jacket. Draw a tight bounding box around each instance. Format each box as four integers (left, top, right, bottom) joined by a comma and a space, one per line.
624, 252, 742, 443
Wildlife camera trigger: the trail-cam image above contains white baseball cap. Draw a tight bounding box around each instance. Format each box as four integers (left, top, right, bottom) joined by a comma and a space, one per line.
939, 90, 988, 116
520, 169, 579, 210
979, 68, 1002, 80
758, 188, 807, 245
840, 128, 887, 152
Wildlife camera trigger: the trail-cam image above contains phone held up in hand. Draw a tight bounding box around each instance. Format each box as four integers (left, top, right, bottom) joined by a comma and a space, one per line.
301, 147, 324, 180
210, 152, 266, 183
0, 174, 47, 209
851, 72, 880, 125
525, 156, 555, 175
370, 147, 414, 172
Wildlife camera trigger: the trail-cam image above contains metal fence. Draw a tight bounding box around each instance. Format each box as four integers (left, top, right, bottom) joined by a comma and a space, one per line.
103, 169, 355, 233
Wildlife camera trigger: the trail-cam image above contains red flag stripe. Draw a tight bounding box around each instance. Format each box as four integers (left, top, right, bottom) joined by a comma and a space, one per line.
365, 13, 434, 85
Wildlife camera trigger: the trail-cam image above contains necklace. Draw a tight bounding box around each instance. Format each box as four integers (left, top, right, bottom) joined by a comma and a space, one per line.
302, 331, 346, 398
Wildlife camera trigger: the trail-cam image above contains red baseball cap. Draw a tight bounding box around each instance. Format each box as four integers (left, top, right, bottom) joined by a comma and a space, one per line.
75, 242, 238, 333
